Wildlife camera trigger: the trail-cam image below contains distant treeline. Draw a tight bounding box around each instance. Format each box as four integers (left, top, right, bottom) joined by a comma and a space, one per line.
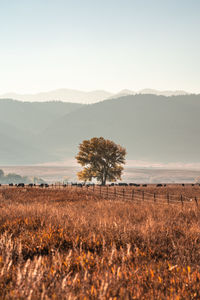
0, 169, 46, 184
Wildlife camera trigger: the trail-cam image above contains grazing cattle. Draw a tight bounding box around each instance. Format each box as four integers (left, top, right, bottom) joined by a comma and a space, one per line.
156, 184, 162, 187
45, 184, 49, 188
28, 183, 34, 187
182, 184, 185, 187
142, 184, 147, 187
18, 183, 25, 187
118, 183, 128, 186
9, 183, 13, 186
77, 183, 83, 187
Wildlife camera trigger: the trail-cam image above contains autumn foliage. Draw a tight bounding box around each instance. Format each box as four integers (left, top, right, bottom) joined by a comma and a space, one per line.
76, 137, 126, 185
0, 186, 200, 299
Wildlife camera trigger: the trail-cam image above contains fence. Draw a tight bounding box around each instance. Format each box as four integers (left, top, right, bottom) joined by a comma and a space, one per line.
0, 183, 199, 207
78, 185, 198, 207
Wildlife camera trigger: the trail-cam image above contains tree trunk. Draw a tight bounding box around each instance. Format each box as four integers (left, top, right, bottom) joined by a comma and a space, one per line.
101, 171, 107, 186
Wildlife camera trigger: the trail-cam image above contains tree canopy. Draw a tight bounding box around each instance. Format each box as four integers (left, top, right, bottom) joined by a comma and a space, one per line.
76, 137, 126, 185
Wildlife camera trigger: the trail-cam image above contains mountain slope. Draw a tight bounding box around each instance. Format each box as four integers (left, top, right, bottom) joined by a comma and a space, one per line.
39, 94, 200, 163
0, 99, 83, 164
0, 99, 83, 134
1, 94, 200, 165
0, 119, 53, 164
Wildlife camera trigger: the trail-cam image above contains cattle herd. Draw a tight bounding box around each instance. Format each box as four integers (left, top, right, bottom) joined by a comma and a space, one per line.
0, 182, 198, 188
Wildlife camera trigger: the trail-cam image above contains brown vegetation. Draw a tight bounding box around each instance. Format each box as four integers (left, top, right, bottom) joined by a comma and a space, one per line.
0, 187, 200, 299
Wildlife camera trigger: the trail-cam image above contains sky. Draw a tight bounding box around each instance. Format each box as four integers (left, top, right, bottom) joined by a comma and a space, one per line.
0, 0, 200, 94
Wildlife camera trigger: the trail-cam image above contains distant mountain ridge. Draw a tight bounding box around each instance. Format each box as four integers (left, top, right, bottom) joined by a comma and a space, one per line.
0, 99, 83, 134
39, 94, 200, 164
0, 89, 112, 104
0, 93, 200, 165
110, 89, 189, 99
0, 100, 84, 164
0, 88, 189, 104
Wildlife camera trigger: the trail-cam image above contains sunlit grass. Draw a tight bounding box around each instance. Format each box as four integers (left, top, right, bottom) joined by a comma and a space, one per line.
0, 187, 200, 299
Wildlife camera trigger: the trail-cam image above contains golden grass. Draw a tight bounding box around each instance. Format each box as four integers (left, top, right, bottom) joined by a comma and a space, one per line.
0, 187, 200, 299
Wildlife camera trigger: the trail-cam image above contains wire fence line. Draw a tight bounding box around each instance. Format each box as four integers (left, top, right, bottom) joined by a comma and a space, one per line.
0, 183, 199, 207
81, 185, 198, 207
46, 184, 199, 207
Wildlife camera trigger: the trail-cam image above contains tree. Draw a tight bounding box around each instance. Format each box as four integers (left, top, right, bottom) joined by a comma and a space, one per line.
76, 137, 126, 185
0, 169, 4, 178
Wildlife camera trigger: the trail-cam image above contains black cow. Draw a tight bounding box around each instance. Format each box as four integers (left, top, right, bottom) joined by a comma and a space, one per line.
18, 183, 25, 187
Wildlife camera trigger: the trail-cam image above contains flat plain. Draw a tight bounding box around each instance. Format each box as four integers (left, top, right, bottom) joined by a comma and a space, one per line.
0, 186, 200, 299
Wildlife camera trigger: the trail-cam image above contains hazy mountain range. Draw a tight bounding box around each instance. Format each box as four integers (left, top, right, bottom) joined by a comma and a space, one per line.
0, 89, 112, 104
0, 88, 189, 104
0, 93, 200, 165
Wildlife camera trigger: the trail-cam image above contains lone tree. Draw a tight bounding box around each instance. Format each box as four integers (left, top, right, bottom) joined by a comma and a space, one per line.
76, 137, 126, 185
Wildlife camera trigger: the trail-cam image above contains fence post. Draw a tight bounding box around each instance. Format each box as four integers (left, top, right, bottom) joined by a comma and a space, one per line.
167, 193, 169, 204
123, 189, 125, 200
154, 192, 156, 202
132, 189, 134, 201
180, 194, 183, 207
195, 197, 198, 207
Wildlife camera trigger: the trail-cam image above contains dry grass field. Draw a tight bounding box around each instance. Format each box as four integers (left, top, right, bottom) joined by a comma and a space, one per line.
0, 186, 200, 299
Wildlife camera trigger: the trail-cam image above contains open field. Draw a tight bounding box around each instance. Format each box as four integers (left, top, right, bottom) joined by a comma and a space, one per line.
0, 187, 200, 299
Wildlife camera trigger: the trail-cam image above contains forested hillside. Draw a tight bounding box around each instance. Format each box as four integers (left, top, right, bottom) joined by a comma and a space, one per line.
40, 94, 200, 163
1, 94, 200, 164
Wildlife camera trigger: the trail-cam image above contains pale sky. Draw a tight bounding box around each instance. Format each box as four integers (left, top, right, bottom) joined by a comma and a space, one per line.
0, 0, 199, 94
